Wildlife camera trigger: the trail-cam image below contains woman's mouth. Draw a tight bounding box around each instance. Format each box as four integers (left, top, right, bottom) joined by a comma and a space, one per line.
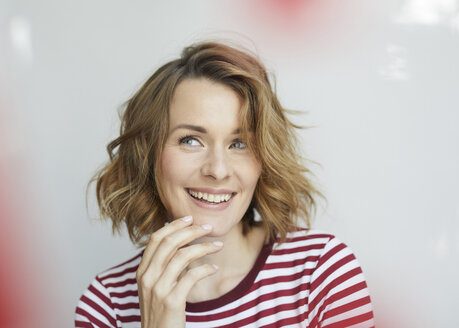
186, 188, 234, 204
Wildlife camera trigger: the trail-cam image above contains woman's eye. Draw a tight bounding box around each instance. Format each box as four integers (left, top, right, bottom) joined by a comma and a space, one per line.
230, 140, 247, 149
179, 136, 201, 146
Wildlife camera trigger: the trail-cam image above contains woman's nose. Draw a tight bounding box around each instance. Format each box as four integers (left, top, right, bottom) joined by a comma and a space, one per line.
200, 148, 232, 181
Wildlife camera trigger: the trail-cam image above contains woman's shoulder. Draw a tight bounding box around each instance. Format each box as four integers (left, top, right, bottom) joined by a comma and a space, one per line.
95, 249, 145, 283
271, 227, 364, 272
273, 227, 341, 250
271, 227, 374, 326
85, 248, 145, 298
75, 250, 145, 327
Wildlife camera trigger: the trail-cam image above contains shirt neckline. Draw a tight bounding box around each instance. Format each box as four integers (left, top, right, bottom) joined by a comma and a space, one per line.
185, 238, 274, 312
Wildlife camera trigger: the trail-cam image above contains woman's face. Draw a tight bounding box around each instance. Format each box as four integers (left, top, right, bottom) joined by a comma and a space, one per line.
158, 78, 261, 236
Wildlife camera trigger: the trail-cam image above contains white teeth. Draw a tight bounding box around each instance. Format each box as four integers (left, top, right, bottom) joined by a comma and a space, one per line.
188, 189, 232, 203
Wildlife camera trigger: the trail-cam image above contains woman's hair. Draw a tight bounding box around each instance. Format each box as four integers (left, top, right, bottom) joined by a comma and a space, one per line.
89, 40, 324, 248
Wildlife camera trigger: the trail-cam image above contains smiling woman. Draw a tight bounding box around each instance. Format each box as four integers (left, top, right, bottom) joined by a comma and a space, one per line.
159, 78, 262, 239
75, 41, 375, 328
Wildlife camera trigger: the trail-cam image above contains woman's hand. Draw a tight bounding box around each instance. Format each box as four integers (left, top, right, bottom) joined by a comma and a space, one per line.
136, 216, 222, 328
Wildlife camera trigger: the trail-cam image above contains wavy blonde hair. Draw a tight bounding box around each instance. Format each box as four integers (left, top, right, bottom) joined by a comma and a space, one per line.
89, 41, 324, 248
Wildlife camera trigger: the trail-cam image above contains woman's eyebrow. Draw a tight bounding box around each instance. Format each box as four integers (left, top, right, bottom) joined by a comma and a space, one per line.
171, 124, 240, 134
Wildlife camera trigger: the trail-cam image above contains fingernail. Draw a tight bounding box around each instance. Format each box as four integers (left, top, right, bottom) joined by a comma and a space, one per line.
181, 216, 192, 222
213, 241, 223, 247
201, 224, 212, 230
212, 264, 219, 270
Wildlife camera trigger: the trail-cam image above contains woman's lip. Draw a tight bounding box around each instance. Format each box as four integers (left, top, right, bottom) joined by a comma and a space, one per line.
185, 189, 234, 210
185, 187, 236, 195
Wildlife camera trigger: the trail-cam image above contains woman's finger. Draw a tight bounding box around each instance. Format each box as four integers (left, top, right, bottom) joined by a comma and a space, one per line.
156, 241, 223, 291
137, 215, 193, 275
141, 224, 214, 283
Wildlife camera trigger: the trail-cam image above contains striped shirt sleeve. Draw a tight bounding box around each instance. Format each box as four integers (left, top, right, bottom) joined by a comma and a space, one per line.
307, 235, 375, 328
75, 276, 119, 328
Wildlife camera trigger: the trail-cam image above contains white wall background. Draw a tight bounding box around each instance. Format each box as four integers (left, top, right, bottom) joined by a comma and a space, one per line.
1, 0, 458, 327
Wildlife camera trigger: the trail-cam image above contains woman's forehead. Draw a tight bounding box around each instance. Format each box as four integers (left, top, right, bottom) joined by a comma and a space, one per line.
169, 78, 244, 132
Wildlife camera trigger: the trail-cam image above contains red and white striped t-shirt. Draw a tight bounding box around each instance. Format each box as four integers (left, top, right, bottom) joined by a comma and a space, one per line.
75, 229, 375, 327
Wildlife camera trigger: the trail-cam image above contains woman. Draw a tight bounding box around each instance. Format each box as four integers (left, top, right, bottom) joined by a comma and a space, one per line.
75, 41, 375, 328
